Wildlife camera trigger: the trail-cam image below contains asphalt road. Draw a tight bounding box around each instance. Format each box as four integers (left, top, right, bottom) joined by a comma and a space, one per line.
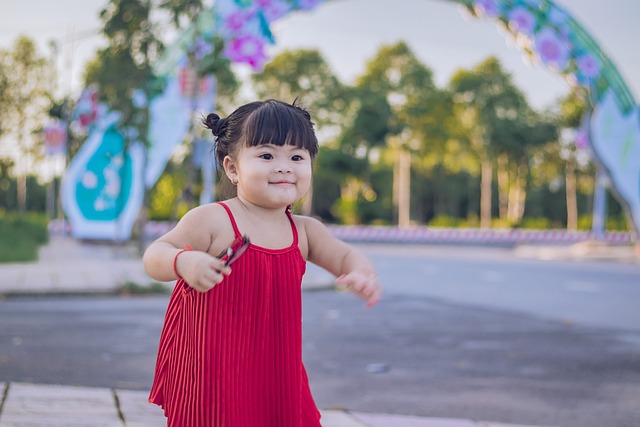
1, 245, 639, 427
360, 244, 640, 331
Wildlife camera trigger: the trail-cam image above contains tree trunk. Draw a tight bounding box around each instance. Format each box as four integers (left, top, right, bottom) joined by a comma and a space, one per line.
17, 174, 27, 212
517, 163, 528, 221
480, 156, 492, 228
17, 124, 27, 212
397, 149, 411, 228
566, 155, 578, 230
392, 151, 399, 225
507, 162, 528, 224
497, 154, 509, 220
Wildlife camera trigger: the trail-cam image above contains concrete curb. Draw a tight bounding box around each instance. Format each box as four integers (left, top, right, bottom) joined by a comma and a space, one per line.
514, 241, 640, 263
0, 383, 552, 427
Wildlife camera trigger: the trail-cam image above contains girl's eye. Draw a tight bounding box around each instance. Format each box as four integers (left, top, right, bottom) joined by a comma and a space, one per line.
259, 153, 273, 160
292, 155, 304, 161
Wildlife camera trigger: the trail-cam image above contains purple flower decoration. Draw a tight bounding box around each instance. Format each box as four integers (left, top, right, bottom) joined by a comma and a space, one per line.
534, 27, 571, 71
508, 7, 537, 35
257, 0, 291, 22
473, 0, 501, 18
191, 37, 213, 61
575, 128, 589, 150
297, 0, 323, 11
224, 34, 269, 70
577, 53, 601, 80
215, 0, 324, 68
224, 9, 254, 34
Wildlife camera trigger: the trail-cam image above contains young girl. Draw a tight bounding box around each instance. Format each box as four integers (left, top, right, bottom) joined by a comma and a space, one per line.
143, 99, 381, 426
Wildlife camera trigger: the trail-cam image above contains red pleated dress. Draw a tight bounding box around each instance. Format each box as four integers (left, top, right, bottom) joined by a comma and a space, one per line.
149, 202, 322, 426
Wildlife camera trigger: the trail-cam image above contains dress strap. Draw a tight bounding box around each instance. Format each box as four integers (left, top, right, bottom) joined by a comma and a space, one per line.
217, 202, 242, 238
285, 205, 299, 246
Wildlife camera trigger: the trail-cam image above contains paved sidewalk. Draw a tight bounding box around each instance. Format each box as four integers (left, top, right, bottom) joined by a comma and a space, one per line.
0, 382, 548, 427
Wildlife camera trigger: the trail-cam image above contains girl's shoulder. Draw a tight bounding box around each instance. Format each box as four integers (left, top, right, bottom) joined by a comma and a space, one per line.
291, 214, 323, 232
180, 202, 229, 227
168, 203, 234, 252
291, 215, 334, 256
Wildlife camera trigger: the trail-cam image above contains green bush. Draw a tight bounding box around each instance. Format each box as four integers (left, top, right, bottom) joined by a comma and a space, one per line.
0, 211, 49, 263
428, 215, 462, 228
120, 281, 171, 295
518, 217, 552, 230
577, 214, 631, 231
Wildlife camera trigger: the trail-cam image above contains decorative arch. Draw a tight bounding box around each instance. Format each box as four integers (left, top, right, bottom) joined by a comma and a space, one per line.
62, 0, 640, 239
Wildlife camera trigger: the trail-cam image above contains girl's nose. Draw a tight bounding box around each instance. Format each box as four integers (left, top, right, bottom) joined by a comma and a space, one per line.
275, 162, 292, 173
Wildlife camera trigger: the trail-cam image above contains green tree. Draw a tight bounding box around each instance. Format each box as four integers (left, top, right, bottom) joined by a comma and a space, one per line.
0, 54, 10, 138
334, 77, 394, 224
450, 57, 530, 227
350, 41, 450, 226
84, 0, 163, 138
160, 0, 203, 27
493, 107, 558, 224
558, 89, 588, 230
0, 36, 54, 212
531, 90, 592, 230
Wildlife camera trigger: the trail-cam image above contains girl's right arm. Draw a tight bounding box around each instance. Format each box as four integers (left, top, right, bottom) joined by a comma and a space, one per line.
142, 205, 231, 292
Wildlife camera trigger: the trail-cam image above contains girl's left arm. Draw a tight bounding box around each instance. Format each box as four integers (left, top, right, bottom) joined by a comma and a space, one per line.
303, 217, 381, 307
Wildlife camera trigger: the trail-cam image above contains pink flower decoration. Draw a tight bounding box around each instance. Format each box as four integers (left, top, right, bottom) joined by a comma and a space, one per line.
473, 0, 500, 18
508, 7, 537, 35
534, 27, 571, 71
224, 34, 268, 70
576, 53, 601, 79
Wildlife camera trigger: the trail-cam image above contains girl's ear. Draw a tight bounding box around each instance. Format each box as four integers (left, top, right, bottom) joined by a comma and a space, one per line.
223, 155, 238, 185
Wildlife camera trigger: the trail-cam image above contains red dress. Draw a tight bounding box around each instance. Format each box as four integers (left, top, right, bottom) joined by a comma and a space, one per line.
149, 202, 321, 426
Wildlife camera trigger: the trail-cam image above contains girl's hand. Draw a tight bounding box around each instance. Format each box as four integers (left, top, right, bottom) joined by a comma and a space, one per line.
335, 270, 382, 307
176, 250, 232, 292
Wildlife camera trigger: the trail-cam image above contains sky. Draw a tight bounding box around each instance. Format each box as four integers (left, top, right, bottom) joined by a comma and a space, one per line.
0, 0, 639, 110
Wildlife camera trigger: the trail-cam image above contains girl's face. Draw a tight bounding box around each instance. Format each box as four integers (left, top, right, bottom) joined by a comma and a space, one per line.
225, 143, 312, 209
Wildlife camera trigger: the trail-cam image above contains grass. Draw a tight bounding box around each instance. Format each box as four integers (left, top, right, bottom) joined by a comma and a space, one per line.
120, 281, 172, 295
0, 212, 49, 263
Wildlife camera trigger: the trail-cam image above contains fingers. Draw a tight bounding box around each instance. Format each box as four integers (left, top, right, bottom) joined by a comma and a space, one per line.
185, 255, 232, 293
335, 272, 382, 307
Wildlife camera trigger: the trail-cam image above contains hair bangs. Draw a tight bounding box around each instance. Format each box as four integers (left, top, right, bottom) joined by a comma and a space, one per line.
242, 100, 318, 157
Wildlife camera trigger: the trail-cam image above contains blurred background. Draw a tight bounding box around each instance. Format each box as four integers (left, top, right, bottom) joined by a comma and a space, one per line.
1, 1, 640, 426
0, 0, 638, 252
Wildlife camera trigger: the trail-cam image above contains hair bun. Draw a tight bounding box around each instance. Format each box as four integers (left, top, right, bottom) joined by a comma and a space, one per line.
204, 113, 224, 136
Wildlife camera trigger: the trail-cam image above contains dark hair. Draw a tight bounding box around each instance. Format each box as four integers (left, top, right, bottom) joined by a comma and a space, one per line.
203, 99, 319, 170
